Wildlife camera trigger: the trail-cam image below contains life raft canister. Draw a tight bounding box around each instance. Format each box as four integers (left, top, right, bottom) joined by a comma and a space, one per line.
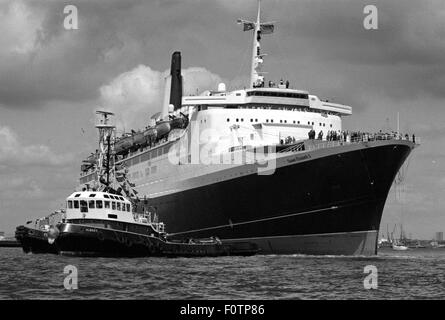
47, 226, 60, 244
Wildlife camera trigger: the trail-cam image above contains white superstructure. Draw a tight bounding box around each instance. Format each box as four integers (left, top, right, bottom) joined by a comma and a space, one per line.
65, 191, 133, 223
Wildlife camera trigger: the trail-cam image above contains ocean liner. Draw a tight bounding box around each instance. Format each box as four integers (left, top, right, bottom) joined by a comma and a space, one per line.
77, 1, 417, 255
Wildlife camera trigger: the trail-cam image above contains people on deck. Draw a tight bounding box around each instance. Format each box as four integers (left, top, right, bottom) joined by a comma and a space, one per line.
307, 129, 417, 144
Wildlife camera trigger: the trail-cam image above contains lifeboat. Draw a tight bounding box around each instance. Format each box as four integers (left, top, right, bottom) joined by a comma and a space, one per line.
114, 116, 188, 155
132, 132, 146, 147
170, 116, 188, 130
115, 135, 134, 155
155, 121, 171, 138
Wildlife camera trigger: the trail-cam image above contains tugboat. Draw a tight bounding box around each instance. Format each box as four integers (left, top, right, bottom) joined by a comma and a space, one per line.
16, 191, 258, 257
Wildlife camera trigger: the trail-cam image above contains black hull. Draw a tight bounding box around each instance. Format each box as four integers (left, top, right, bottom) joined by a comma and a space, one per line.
15, 226, 59, 254
15, 223, 258, 257
56, 223, 258, 257
149, 141, 414, 255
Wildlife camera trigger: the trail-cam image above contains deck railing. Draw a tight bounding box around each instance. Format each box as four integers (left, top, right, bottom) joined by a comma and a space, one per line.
280, 133, 419, 153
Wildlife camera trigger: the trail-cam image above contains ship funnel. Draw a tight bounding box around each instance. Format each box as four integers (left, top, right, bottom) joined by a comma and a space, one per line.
169, 51, 183, 111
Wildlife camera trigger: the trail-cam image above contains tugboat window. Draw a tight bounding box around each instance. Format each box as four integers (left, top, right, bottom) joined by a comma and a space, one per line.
126, 204, 130, 212
89, 200, 95, 209
112, 202, 116, 210
80, 200, 88, 213
67, 200, 73, 209
104, 194, 109, 199
116, 202, 121, 211
104, 201, 110, 209
74, 200, 79, 209
96, 200, 103, 209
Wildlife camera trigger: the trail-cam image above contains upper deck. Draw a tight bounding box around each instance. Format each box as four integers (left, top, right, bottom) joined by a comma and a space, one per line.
182, 87, 351, 116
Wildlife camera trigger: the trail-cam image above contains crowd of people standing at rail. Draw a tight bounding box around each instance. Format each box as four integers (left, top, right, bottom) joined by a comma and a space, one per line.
308, 129, 416, 143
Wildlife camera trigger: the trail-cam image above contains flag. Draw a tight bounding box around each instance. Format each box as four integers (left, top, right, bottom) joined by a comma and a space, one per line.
260, 23, 274, 34
237, 19, 255, 31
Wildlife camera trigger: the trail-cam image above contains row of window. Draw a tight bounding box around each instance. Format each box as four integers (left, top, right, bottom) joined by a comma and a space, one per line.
246, 91, 309, 99
226, 118, 334, 127
123, 147, 170, 167
67, 200, 131, 212
73, 193, 125, 201
195, 104, 310, 111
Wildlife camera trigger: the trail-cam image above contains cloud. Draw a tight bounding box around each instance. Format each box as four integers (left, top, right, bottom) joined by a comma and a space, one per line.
0, 177, 44, 200
99, 64, 222, 130
0, 125, 73, 166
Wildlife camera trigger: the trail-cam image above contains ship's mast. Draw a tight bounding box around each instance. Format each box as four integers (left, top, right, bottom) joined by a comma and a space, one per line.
251, 1, 263, 88
95, 110, 116, 191
93, 110, 139, 206
238, 0, 275, 88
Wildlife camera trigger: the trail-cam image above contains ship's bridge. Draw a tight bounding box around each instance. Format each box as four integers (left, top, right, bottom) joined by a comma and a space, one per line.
65, 192, 134, 223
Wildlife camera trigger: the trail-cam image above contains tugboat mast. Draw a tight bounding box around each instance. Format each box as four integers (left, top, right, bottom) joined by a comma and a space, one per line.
95, 110, 116, 191
238, 0, 275, 88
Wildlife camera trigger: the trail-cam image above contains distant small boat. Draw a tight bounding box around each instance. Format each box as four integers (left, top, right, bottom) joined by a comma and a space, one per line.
392, 243, 408, 251
0, 239, 21, 247
430, 241, 445, 248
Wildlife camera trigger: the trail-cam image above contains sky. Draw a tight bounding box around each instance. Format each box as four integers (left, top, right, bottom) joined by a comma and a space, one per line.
0, 0, 444, 239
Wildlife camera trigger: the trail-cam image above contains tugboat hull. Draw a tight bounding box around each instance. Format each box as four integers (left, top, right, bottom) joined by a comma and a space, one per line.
56, 223, 258, 257
15, 223, 259, 257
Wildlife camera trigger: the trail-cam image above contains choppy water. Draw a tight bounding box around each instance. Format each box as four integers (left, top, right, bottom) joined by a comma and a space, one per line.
1, 247, 445, 299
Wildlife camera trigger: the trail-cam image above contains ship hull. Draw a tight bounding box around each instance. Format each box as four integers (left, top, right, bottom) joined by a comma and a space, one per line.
148, 140, 414, 256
